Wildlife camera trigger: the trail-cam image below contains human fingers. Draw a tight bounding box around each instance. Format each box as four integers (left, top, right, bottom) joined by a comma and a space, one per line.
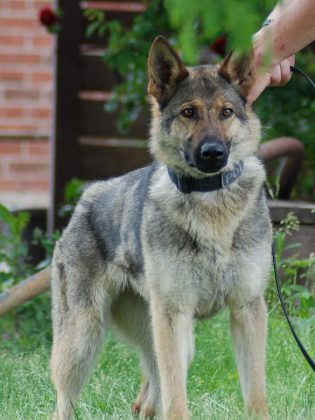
278, 58, 292, 85
269, 58, 293, 87
247, 72, 271, 104
269, 64, 282, 86
288, 54, 295, 67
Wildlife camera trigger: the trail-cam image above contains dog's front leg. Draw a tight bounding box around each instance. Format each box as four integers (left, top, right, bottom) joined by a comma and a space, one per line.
150, 298, 193, 420
230, 296, 269, 419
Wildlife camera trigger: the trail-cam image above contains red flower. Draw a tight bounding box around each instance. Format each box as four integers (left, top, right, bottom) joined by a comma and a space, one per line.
39, 8, 59, 27
210, 35, 228, 57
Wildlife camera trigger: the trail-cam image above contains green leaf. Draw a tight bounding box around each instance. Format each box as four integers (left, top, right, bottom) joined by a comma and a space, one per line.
0, 204, 15, 228
86, 20, 102, 38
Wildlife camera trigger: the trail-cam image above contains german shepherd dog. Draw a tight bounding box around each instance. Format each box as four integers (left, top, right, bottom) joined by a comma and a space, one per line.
51, 36, 272, 419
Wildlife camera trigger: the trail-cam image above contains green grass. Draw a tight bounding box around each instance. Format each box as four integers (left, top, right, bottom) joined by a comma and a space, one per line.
0, 304, 314, 419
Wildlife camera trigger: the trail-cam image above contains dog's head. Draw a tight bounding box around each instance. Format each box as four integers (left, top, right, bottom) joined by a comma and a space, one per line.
148, 36, 260, 176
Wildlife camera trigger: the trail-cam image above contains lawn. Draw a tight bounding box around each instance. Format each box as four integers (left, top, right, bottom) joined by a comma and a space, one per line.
0, 298, 314, 419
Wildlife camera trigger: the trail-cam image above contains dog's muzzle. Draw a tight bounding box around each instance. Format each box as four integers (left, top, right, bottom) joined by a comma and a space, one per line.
185, 136, 229, 173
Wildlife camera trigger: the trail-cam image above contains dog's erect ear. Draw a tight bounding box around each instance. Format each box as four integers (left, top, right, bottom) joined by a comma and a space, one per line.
148, 36, 188, 105
218, 51, 253, 98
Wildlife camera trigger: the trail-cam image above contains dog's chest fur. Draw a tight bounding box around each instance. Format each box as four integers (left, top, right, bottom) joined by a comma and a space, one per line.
137, 160, 271, 317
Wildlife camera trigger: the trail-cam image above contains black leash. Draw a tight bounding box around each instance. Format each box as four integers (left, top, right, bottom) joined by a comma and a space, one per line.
290, 65, 315, 90
272, 65, 315, 372
272, 245, 315, 372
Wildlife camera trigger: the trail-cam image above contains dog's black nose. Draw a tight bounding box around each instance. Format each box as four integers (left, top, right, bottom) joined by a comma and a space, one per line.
200, 142, 226, 161
191, 136, 229, 173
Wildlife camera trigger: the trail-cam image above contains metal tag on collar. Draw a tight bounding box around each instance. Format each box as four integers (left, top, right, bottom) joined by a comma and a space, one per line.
221, 161, 244, 188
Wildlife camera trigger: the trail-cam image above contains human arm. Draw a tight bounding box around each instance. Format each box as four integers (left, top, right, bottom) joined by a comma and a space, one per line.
248, 0, 315, 103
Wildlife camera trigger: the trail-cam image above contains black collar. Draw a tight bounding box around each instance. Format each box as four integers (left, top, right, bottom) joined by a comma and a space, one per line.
167, 161, 244, 194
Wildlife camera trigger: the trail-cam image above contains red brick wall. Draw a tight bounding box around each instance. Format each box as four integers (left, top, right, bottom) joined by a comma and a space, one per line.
0, 0, 53, 208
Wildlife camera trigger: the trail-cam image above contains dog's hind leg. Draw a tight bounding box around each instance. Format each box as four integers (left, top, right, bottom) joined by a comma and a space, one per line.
134, 341, 160, 417
131, 348, 159, 418
230, 296, 269, 419
51, 262, 110, 420
112, 291, 160, 417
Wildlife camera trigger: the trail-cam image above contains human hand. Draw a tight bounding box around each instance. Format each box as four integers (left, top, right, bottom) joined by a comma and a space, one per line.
247, 54, 295, 104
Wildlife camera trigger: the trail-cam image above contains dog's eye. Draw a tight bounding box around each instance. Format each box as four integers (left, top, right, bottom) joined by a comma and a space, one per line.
221, 108, 234, 118
181, 107, 195, 118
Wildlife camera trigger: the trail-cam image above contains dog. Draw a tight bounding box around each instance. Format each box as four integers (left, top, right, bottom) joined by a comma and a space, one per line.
51, 36, 272, 419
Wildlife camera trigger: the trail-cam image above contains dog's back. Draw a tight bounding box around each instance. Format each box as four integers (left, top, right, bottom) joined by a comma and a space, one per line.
56, 164, 157, 274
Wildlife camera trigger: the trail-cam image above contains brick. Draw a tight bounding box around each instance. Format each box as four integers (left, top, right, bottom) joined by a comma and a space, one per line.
28, 142, 50, 155
0, 159, 9, 177
5, 89, 40, 100
7, 1, 27, 10
32, 36, 52, 48
33, 0, 55, 10
0, 53, 41, 64
32, 71, 52, 83
0, 141, 21, 155
0, 18, 39, 29
0, 35, 24, 46
0, 70, 24, 82
10, 162, 49, 174
30, 108, 51, 119
0, 123, 38, 132
0, 179, 50, 191
0, 180, 23, 191
0, 108, 24, 118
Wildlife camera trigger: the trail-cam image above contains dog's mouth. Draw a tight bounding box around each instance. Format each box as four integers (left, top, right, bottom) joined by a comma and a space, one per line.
184, 138, 229, 174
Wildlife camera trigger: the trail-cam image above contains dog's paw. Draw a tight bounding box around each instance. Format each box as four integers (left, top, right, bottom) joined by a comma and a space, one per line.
132, 401, 156, 418
247, 401, 269, 420
165, 409, 191, 420
132, 402, 141, 416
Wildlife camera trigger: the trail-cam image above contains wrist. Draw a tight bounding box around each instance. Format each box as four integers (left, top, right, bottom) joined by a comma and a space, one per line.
252, 24, 279, 71
252, 30, 270, 70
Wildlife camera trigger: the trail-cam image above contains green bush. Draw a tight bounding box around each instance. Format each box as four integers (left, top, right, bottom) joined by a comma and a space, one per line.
269, 212, 315, 331
0, 204, 31, 290
0, 205, 57, 343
